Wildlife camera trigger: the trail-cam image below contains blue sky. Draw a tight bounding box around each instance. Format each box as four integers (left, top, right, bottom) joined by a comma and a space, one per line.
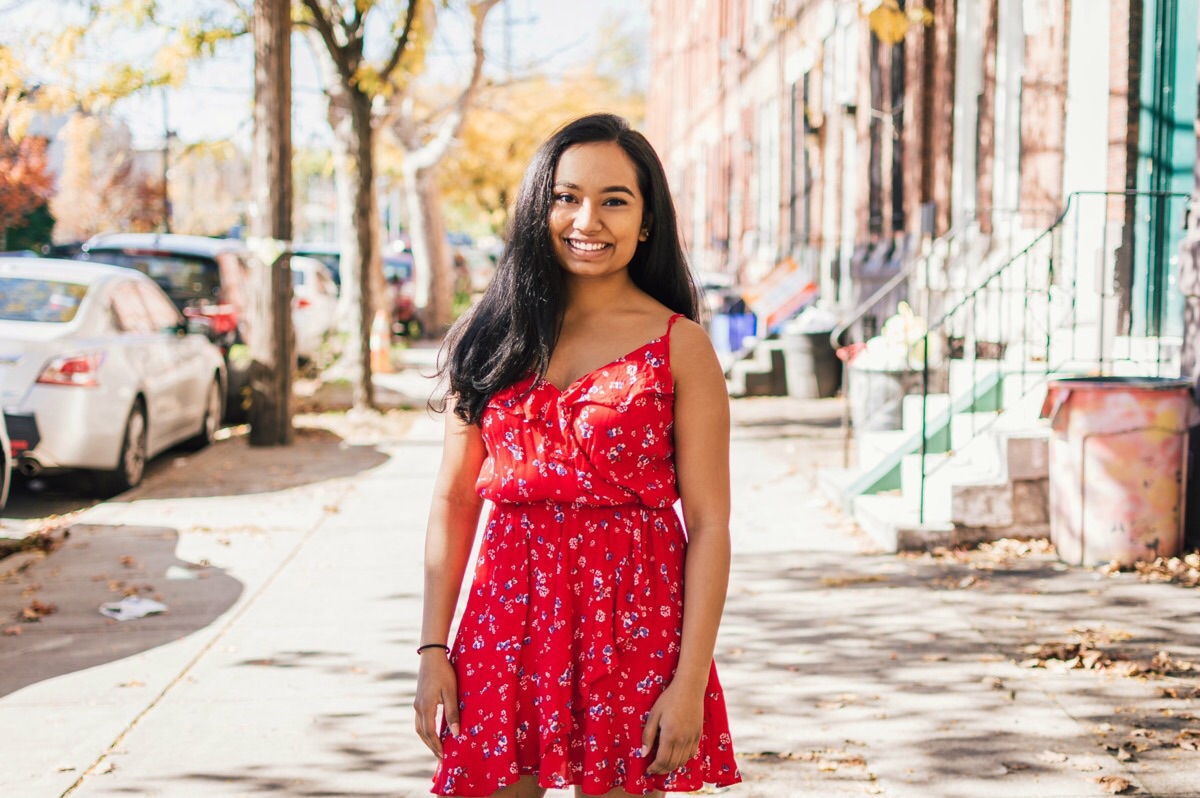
102, 0, 651, 150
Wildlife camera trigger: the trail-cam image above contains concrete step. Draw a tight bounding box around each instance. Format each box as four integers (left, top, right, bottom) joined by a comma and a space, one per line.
726, 340, 787, 397
952, 477, 1051, 528
816, 466, 860, 507
900, 447, 1002, 525
851, 493, 954, 552
1001, 426, 1051, 481
856, 429, 911, 470
900, 393, 951, 435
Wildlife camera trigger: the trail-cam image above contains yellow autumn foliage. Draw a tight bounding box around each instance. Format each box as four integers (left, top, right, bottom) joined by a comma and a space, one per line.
864, 0, 934, 45
423, 70, 644, 235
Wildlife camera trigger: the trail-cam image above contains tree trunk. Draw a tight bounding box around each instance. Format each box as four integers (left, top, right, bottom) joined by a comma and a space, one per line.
345, 89, 377, 410
405, 164, 454, 333
248, 0, 293, 447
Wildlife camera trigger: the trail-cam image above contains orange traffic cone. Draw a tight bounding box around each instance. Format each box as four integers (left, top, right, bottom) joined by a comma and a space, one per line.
370, 309, 393, 373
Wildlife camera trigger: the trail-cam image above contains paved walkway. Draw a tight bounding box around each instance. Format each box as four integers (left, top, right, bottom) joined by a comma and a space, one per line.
0, 384, 1198, 797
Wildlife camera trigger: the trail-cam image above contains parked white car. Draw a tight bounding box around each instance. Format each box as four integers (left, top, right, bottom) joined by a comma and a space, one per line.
0, 258, 227, 494
290, 255, 338, 362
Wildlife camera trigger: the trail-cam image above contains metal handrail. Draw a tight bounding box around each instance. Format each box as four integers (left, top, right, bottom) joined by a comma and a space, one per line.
833, 224, 966, 467
915, 189, 1192, 523
828, 224, 964, 353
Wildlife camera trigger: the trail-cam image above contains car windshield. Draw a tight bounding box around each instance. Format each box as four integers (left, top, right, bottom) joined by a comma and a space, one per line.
83, 250, 219, 310
295, 251, 340, 285
0, 277, 89, 323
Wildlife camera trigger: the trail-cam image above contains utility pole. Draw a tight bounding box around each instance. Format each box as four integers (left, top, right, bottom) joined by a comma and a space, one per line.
248, 0, 294, 446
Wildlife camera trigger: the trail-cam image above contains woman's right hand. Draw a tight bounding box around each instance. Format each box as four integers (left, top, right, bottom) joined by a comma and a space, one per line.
413, 651, 460, 758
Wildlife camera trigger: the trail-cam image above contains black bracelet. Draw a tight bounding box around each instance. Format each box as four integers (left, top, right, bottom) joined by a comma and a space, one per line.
417, 643, 449, 655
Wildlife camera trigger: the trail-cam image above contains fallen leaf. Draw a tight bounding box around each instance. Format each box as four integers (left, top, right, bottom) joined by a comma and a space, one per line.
1038, 750, 1068, 763
1175, 729, 1200, 751
19, 599, 56, 622
1092, 775, 1133, 794
2, 625, 23, 636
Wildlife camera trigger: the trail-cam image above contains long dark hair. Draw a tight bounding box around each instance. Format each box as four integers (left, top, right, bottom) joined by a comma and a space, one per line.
439, 113, 700, 425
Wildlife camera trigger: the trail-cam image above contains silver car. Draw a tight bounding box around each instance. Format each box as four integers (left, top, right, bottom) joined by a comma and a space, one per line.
0, 258, 227, 494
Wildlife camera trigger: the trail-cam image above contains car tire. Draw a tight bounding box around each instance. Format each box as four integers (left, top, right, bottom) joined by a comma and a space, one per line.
184, 379, 223, 450
96, 402, 147, 496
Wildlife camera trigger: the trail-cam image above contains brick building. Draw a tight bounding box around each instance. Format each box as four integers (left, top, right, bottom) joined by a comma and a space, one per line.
647, 0, 1196, 345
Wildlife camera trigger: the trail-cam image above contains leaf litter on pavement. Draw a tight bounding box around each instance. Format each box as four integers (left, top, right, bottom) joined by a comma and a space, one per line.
1099, 552, 1200, 588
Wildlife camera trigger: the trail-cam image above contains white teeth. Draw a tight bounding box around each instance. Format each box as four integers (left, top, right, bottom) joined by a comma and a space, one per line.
568, 239, 608, 251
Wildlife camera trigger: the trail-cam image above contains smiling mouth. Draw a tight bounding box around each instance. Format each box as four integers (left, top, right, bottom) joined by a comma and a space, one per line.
565, 238, 611, 254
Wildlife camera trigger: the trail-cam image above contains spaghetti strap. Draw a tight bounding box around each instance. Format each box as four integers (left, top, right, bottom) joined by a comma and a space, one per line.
664, 312, 685, 372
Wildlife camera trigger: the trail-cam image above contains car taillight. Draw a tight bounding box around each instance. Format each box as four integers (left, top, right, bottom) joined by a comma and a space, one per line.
185, 304, 238, 336
294, 297, 311, 309
37, 352, 104, 387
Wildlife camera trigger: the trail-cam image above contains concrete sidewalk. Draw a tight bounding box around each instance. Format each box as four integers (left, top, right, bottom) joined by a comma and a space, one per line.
0, 391, 1198, 797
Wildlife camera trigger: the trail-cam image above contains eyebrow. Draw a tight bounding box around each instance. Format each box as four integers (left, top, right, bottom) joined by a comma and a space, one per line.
554, 181, 636, 197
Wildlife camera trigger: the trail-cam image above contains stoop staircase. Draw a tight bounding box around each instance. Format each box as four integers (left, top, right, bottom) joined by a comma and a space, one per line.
821, 191, 1189, 552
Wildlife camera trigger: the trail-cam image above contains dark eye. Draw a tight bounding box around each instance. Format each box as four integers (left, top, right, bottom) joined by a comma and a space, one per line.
603, 198, 628, 206
554, 193, 576, 204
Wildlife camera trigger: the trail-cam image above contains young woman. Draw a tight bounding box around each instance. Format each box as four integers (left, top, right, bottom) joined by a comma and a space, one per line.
415, 113, 740, 798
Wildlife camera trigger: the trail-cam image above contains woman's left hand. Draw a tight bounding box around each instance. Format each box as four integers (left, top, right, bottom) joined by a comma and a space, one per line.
641, 680, 704, 775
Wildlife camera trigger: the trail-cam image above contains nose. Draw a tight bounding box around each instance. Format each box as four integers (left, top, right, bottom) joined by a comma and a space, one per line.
573, 198, 602, 234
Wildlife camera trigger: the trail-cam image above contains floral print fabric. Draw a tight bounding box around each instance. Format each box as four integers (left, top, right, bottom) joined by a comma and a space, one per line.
431, 314, 741, 796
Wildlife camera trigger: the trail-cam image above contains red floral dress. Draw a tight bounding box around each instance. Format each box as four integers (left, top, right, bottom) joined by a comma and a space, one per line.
431, 314, 741, 796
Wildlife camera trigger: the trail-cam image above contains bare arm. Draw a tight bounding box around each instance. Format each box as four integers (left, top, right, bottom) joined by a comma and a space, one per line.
644, 319, 732, 774
414, 405, 488, 757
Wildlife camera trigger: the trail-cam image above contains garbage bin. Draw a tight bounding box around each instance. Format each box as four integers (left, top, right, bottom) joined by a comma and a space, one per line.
781, 331, 840, 399
847, 364, 925, 431
1041, 377, 1200, 567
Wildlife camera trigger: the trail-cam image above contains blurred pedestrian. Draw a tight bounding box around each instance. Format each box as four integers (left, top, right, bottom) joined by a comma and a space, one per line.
415, 113, 741, 798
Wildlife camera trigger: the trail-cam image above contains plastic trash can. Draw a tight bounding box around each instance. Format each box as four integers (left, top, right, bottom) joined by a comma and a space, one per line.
781, 331, 840, 399
1041, 377, 1200, 567
847, 364, 924, 431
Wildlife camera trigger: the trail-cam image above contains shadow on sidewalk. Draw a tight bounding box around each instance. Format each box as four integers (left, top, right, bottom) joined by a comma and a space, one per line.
112, 427, 392, 502
720, 548, 1200, 794
0, 524, 242, 698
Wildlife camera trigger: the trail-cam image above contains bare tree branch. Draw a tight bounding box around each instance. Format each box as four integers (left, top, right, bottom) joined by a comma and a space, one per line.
300, 0, 356, 85
346, 0, 366, 38
378, 0, 422, 85
396, 0, 499, 171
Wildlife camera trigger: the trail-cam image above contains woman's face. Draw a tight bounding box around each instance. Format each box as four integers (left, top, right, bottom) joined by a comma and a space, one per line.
548, 141, 648, 280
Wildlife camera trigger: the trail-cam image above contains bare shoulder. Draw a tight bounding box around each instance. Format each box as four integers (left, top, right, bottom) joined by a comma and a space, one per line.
668, 318, 723, 384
